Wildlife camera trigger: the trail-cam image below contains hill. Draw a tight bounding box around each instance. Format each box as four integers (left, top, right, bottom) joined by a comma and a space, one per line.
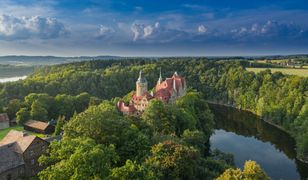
0, 55, 122, 66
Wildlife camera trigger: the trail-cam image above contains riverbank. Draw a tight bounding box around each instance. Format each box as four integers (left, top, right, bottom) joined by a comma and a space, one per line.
206, 100, 308, 164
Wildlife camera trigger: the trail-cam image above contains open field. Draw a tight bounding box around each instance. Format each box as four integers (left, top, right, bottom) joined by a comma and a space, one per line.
246, 68, 308, 77
254, 59, 289, 64
0, 125, 45, 140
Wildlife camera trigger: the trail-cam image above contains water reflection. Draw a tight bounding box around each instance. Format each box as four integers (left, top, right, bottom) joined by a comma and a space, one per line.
0, 76, 27, 83
209, 104, 308, 180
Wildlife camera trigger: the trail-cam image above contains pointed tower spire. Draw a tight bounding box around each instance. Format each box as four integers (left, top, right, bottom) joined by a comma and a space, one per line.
157, 68, 162, 85
137, 70, 147, 83
139, 70, 142, 79
173, 78, 177, 92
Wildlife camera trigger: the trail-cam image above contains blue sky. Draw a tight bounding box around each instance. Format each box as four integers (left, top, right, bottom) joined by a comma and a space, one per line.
0, 0, 308, 56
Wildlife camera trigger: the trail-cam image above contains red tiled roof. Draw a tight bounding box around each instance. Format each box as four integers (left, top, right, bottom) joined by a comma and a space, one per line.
132, 91, 154, 102
0, 113, 9, 123
155, 73, 185, 102
0, 144, 24, 173
0, 130, 37, 153
0, 130, 49, 173
154, 89, 171, 102
117, 101, 137, 113
24, 120, 49, 131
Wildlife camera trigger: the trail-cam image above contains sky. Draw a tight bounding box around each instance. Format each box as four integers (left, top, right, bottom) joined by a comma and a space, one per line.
0, 0, 308, 56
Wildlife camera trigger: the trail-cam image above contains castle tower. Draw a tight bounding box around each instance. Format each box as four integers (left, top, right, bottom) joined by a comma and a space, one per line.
136, 70, 148, 96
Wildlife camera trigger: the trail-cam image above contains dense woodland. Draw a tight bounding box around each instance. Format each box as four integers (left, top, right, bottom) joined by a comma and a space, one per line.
0, 57, 306, 178
38, 92, 242, 179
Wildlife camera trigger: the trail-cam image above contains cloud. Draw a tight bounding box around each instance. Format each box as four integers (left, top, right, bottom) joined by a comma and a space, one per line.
128, 20, 308, 45
96, 25, 114, 38
143, 25, 154, 38
182, 4, 209, 11
131, 22, 160, 41
198, 25, 207, 33
0, 14, 68, 40
131, 23, 142, 41
0, 0, 57, 17
230, 20, 304, 39
130, 21, 192, 43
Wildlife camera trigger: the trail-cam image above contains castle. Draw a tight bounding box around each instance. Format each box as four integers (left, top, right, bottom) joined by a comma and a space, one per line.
117, 70, 187, 115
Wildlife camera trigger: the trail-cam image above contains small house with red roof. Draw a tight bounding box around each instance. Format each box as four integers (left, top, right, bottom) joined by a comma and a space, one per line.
117, 70, 187, 115
23, 120, 55, 134
0, 130, 49, 179
0, 113, 10, 130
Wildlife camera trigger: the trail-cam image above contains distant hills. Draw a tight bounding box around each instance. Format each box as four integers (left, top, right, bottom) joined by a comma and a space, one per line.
0, 56, 122, 66
0, 54, 307, 66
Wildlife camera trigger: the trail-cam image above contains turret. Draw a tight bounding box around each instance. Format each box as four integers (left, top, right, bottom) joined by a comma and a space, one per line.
136, 70, 148, 96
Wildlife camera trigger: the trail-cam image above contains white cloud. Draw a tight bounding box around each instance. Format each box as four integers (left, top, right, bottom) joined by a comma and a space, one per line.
0, 14, 68, 40
130, 21, 191, 44
131, 23, 142, 41
131, 22, 160, 41
97, 25, 114, 37
143, 25, 154, 38
198, 25, 207, 33
182, 4, 208, 11
0, 1, 56, 17
229, 20, 304, 38
251, 24, 259, 32
155, 22, 160, 28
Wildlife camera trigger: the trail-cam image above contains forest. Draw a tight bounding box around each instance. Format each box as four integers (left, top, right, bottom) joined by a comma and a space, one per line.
0, 57, 306, 178
38, 91, 268, 179
38, 92, 235, 179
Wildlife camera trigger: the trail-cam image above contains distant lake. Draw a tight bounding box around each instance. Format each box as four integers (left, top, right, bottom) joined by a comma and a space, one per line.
209, 104, 308, 180
0, 76, 27, 83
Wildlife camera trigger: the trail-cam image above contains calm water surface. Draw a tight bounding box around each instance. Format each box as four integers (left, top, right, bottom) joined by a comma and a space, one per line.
209, 104, 308, 180
0, 76, 27, 83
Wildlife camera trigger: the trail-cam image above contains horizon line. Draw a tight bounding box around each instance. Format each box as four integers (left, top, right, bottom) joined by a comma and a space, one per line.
0, 53, 308, 58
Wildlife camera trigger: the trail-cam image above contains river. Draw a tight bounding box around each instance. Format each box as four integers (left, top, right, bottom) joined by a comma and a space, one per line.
209, 104, 308, 180
0, 76, 27, 83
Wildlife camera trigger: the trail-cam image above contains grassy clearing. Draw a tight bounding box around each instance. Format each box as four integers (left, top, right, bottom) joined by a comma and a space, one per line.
246, 68, 308, 77
253, 59, 289, 64
0, 125, 45, 140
